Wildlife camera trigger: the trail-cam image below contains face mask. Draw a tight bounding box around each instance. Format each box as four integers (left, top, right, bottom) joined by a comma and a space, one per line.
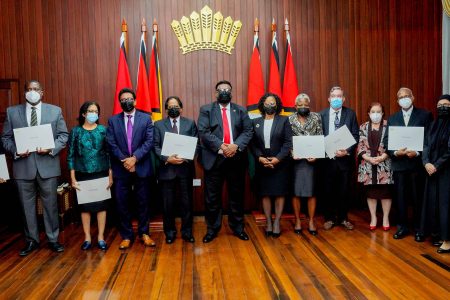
398, 97, 412, 109
263, 105, 276, 115
25, 90, 41, 104
120, 100, 135, 113
168, 107, 180, 118
369, 112, 382, 124
217, 90, 232, 104
85, 112, 98, 124
330, 97, 343, 109
297, 107, 310, 117
437, 106, 450, 118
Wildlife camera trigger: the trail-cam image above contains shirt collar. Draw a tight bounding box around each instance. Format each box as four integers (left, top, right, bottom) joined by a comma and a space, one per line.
124, 110, 136, 118
170, 116, 180, 123
26, 101, 42, 110
330, 107, 341, 115
402, 106, 414, 115
219, 103, 231, 111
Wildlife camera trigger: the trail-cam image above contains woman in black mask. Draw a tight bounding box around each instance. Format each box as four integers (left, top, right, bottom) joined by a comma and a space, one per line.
288, 93, 323, 235
420, 94, 450, 253
250, 93, 293, 237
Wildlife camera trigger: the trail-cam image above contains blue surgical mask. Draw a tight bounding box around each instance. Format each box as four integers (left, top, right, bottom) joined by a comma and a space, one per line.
330, 97, 343, 109
86, 112, 98, 124
398, 97, 412, 109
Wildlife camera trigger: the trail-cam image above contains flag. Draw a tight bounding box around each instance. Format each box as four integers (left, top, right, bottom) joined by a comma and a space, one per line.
281, 19, 298, 113
268, 19, 282, 98
247, 19, 265, 114
149, 24, 163, 121
113, 28, 132, 115
135, 32, 152, 113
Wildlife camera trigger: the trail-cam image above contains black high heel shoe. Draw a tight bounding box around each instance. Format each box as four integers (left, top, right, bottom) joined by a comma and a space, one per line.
265, 230, 273, 237
307, 228, 318, 236
294, 228, 302, 235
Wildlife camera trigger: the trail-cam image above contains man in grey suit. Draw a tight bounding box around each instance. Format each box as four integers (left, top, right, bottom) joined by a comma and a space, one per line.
1, 80, 68, 256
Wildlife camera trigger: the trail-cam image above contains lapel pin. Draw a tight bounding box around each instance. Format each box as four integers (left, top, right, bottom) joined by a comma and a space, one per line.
255, 124, 260, 128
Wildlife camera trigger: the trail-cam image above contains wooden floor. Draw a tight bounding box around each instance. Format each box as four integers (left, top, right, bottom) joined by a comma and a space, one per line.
0, 212, 449, 300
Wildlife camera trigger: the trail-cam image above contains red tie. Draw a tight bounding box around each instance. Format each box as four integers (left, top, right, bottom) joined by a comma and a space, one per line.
222, 107, 231, 144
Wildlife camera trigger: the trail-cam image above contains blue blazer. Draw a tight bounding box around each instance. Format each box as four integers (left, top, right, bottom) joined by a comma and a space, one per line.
106, 111, 153, 178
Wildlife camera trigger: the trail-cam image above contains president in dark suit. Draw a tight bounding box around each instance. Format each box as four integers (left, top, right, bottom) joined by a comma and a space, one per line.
106, 88, 155, 249
154, 96, 198, 244
383, 87, 433, 240
319, 86, 359, 231
198, 80, 253, 243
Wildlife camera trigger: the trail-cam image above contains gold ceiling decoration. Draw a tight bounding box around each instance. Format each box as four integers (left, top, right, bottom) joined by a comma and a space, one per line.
443, 0, 450, 17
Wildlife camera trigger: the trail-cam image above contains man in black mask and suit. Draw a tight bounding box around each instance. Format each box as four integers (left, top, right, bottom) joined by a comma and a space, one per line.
198, 80, 253, 243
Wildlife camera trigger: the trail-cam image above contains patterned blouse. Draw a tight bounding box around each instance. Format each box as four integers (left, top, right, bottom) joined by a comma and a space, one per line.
67, 125, 110, 173
288, 112, 323, 136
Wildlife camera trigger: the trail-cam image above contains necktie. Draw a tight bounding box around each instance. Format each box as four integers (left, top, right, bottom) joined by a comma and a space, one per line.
172, 119, 178, 134
222, 107, 231, 144
31, 107, 37, 126
334, 112, 340, 130
126, 115, 133, 155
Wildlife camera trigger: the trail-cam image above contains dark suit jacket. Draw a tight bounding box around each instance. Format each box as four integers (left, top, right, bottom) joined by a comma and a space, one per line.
153, 117, 198, 180
250, 115, 293, 161
106, 110, 153, 179
197, 102, 253, 171
383, 107, 433, 171
319, 106, 359, 170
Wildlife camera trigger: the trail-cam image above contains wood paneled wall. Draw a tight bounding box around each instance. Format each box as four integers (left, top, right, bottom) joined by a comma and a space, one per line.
0, 0, 442, 211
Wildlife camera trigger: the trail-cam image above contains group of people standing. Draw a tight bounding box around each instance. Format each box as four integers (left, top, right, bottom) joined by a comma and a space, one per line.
1, 80, 449, 257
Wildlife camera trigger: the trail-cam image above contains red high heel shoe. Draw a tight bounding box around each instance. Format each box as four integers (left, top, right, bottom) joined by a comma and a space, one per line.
382, 226, 390, 231
369, 225, 377, 231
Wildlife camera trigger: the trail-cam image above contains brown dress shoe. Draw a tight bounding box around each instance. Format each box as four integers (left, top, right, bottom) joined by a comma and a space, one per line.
141, 234, 156, 247
119, 239, 131, 250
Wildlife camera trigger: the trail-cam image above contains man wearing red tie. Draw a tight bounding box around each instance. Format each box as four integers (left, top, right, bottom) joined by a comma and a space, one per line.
198, 81, 253, 243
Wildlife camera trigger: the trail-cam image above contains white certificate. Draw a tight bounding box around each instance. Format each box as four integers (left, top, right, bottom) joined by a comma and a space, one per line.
76, 177, 111, 204
292, 135, 325, 159
0, 155, 10, 180
13, 124, 55, 154
324, 125, 357, 159
387, 126, 424, 151
161, 132, 198, 160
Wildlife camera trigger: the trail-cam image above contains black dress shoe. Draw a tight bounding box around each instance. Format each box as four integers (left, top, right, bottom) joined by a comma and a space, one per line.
294, 228, 302, 235
19, 241, 39, 256
308, 229, 318, 236
272, 232, 281, 238
265, 230, 273, 237
234, 231, 249, 241
393, 227, 409, 239
414, 233, 425, 242
437, 247, 450, 254
182, 235, 195, 243
48, 242, 64, 253
81, 241, 92, 250
202, 233, 217, 243
166, 237, 174, 244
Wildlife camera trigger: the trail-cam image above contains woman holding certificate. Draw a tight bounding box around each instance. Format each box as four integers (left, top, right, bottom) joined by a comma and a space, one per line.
67, 101, 112, 251
289, 93, 323, 236
357, 102, 393, 231
250, 93, 293, 238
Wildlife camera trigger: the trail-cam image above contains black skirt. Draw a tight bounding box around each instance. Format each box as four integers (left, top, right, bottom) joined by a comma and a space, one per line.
75, 170, 110, 213
255, 151, 291, 197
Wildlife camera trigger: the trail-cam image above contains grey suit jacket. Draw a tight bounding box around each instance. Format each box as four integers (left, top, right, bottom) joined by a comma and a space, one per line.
1, 103, 68, 180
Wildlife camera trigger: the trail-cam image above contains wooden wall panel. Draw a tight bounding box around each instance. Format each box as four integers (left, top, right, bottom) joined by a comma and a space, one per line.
0, 0, 442, 212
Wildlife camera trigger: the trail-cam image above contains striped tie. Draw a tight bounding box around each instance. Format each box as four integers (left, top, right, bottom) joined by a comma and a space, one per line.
31, 107, 37, 126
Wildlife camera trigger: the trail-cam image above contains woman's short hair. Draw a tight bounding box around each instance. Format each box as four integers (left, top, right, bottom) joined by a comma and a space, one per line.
78, 101, 100, 126
257, 93, 283, 115
295, 93, 311, 105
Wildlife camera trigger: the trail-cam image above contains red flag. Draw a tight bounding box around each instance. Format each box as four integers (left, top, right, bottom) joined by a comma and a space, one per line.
268, 19, 282, 98
282, 19, 298, 112
135, 32, 152, 113
247, 19, 265, 112
149, 23, 163, 121
113, 29, 132, 115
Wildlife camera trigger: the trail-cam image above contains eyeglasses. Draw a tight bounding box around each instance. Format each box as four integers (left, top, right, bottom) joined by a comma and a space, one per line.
437, 104, 450, 108
167, 106, 180, 109
217, 88, 231, 93
27, 88, 41, 92
120, 97, 134, 102
87, 110, 99, 113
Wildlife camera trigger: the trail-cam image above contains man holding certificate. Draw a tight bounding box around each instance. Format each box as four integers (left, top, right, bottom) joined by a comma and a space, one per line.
319, 86, 359, 231
153, 96, 198, 244
1, 80, 68, 256
383, 87, 433, 241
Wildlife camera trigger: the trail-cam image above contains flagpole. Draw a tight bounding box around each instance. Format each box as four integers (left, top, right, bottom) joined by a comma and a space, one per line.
122, 19, 128, 53
254, 18, 259, 36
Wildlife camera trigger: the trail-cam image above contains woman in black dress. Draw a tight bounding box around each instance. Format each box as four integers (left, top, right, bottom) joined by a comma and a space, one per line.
250, 93, 293, 237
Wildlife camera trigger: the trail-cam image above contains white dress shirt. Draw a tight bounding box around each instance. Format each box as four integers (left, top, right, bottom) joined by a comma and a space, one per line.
170, 116, 180, 134
124, 110, 136, 133
26, 102, 42, 126
328, 108, 342, 134
263, 119, 274, 149
219, 103, 234, 144
402, 106, 413, 126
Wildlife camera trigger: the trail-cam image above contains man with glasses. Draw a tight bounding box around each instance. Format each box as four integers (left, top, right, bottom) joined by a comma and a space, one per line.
198, 80, 253, 243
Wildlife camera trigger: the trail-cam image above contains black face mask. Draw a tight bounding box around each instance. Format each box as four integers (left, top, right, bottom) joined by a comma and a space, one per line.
437, 106, 450, 118
297, 107, 310, 117
217, 90, 232, 104
168, 107, 180, 118
120, 100, 135, 113
264, 105, 277, 115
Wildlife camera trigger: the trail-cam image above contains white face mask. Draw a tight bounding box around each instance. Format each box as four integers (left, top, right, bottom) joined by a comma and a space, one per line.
369, 112, 382, 124
398, 97, 412, 109
25, 90, 41, 104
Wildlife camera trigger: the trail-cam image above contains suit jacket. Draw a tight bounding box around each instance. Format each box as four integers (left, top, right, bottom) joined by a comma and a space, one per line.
197, 101, 253, 171
250, 115, 293, 161
1, 103, 68, 180
383, 107, 433, 171
106, 110, 153, 179
153, 116, 198, 180
319, 106, 359, 170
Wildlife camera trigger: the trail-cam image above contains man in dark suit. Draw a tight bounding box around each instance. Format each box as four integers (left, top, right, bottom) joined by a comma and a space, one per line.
153, 96, 198, 244
198, 80, 253, 243
319, 86, 359, 231
106, 88, 155, 249
383, 87, 433, 241
2, 80, 68, 256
